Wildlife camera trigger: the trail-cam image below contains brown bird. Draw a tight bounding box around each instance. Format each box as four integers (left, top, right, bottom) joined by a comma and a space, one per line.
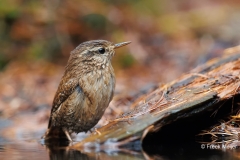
44, 40, 131, 141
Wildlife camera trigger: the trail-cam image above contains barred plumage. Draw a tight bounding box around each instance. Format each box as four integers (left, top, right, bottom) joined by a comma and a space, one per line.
43, 40, 130, 141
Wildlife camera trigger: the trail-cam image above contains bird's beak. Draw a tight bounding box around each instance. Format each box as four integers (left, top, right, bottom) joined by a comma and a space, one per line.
114, 41, 131, 49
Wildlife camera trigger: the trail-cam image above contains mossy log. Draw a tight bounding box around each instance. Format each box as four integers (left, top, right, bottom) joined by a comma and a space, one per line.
72, 46, 240, 150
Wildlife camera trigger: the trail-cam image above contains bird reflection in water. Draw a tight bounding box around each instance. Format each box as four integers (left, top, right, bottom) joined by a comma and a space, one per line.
43, 139, 92, 160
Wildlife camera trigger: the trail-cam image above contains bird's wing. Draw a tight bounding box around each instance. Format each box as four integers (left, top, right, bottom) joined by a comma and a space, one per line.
48, 73, 79, 128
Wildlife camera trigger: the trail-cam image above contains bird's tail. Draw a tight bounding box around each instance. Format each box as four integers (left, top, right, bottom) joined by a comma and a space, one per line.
42, 127, 69, 141
42, 117, 72, 142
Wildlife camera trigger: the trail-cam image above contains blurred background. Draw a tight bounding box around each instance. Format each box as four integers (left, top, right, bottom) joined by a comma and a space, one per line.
1, 0, 240, 140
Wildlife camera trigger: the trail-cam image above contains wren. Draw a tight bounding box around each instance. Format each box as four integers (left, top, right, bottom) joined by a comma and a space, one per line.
43, 40, 131, 141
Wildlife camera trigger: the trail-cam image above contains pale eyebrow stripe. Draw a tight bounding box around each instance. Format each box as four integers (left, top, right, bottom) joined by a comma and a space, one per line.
89, 46, 105, 52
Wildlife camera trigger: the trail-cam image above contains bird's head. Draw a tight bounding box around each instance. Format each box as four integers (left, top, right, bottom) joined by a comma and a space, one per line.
69, 40, 131, 68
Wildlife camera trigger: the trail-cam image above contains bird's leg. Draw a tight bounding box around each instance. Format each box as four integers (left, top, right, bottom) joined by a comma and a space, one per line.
63, 128, 72, 141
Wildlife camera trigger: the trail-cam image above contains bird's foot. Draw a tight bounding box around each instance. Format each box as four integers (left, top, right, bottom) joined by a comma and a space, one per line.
63, 128, 73, 142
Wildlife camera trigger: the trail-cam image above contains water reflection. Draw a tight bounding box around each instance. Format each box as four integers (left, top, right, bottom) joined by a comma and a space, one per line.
44, 139, 145, 160
48, 147, 91, 160
43, 139, 90, 160
1, 137, 240, 160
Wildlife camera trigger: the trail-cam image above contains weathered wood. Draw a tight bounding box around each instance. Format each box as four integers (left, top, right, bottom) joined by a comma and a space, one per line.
72, 48, 240, 150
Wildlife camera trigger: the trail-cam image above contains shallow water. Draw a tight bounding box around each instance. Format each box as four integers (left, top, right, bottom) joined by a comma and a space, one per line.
1, 137, 240, 160
0, 139, 145, 160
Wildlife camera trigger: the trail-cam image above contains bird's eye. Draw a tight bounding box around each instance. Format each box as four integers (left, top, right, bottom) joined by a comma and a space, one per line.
98, 48, 105, 54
